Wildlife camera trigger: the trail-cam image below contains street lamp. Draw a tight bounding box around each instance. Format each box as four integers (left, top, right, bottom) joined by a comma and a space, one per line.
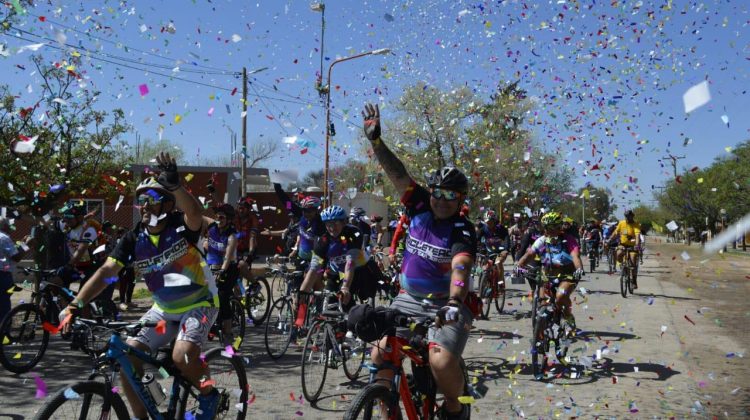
719, 208, 728, 252
322, 48, 391, 204
240, 66, 269, 196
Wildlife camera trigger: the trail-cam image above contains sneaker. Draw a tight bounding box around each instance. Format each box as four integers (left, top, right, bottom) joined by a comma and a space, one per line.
196, 388, 220, 420
119, 303, 129, 311
438, 403, 469, 420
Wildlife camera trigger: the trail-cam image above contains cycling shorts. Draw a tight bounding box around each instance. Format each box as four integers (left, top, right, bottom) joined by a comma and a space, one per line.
389, 291, 472, 356
131, 305, 219, 352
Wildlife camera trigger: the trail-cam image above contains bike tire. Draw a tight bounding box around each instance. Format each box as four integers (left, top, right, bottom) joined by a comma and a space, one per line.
246, 276, 271, 326
33, 380, 129, 420
620, 266, 628, 298
531, 285, 540, 330
531, 313, 549, 381
478, 272, 491, 320
342, 333, 366, 381
269, 273, 283, 302
178, 346, 249, 420
344, 383, 401, 420
0, 303, 49, 374
589, 256, 596, 273
301, 320, 329, 402
494, 279, 506, 315
628, 267, 635, 294
264, 297, 294, 359
229, 297, 247, 347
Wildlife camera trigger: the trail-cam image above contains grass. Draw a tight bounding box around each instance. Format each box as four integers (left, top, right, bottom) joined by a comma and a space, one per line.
132, 287, 152, 300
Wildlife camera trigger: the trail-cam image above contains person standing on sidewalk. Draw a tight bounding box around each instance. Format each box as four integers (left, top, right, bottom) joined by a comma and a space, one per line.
0, 217, 26, 321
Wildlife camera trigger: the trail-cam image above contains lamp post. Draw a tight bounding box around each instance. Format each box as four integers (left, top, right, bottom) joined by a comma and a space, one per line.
321, 48, 390, 205
240, 66, 269, 196
719, 208, 728, 252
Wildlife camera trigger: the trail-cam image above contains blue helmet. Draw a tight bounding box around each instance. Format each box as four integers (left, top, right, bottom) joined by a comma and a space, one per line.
320, 205, 347, 222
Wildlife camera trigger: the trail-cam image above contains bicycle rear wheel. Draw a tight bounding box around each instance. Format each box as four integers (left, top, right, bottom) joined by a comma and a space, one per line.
0, 303, 49, 374
620, 266, 628, 298
628, 267, 636, 294
33, 380, 129, 420
178, 346, 249, 420
301, 320, 329, 402
589, 255, 596, 273
246, 276, 271, 326
344, 383, 401, 420
531, 312, 550, 381
264, 297, 294, 359
494, 278, 506, 315
229, 297, 247, 347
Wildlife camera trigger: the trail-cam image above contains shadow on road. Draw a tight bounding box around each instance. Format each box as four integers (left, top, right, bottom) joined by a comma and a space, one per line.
308, 379, 364, 412
583, 290, 698, 301
576, 330, 638, 342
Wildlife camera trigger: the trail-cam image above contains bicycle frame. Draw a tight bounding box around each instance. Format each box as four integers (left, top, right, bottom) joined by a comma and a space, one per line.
371, 334, 433, 420
105, 332, 187, 420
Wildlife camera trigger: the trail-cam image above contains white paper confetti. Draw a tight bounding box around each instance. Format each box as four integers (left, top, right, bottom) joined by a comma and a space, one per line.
683, 80, 711, 113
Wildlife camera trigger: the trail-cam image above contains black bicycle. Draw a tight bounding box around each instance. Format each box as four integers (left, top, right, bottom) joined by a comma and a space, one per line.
300, 290, 366, 402
263, 265, 306, 359
586, 240, 599, 273
0, 267, 118, 374
619, 246, 638, 298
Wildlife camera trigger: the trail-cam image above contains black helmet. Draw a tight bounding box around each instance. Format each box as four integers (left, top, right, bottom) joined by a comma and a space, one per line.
214, 203, 236, 219
427, 166, 468, 194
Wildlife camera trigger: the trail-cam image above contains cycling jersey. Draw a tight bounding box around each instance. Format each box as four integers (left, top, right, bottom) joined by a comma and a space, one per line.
205, 222, 237, 266
530, 234, 580, 272
399, 182, 477, 300
234, 213, 259, 254
298, 215, 326, 260
310, 225, 367, 278
110, 212, 217, 314
515, 227, 542, 262
614, 220, 641, 247
477, 224, 510, 254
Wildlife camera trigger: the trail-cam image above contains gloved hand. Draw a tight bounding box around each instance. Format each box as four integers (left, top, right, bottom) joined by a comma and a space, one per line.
361, 103, 381, 141
155, 152, 180, 191
436, 304, 461, 327
574, 268, 585, 280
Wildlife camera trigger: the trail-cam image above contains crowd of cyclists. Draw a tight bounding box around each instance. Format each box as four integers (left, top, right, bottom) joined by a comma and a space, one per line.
0, 102, 647, 419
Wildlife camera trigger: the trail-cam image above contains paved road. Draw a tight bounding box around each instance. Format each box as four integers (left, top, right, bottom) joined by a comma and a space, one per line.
1, 245, 748, 418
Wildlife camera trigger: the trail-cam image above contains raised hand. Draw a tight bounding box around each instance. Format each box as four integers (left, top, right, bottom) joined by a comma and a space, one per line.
156, 151, 180, 191
361, 103, 381, 141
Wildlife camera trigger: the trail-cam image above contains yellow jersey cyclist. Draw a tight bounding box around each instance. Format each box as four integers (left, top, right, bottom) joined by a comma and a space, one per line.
610, 209, 642, 288
516, 211, 584, 336
59, 153, 221, 420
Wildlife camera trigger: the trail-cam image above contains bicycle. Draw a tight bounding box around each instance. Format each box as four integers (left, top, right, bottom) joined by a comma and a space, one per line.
619, 246, 638, 298
263, 265, 307, 359
585, 240, 599, 273
475, 251, 506, 319
33, 318, 249, 420
344, 307, 475, 420
529, 272, 580, 381
606, 243, 617, 274
301, 290, 366, 402
0, 267, 118, 374
265, 255, 303, 303
208, 268, 247, 348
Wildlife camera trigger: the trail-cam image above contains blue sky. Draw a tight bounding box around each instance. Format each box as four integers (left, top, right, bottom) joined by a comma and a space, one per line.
2, 0, 748, 212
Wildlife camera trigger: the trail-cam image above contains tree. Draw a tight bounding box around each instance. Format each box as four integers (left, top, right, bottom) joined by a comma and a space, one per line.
0, 55, 130, 213
131, 138, 184, 164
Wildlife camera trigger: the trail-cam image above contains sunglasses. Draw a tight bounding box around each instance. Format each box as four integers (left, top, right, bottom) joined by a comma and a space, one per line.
137, 194, 164, 207
545, 224, 563, 231
430, 188, 460, 201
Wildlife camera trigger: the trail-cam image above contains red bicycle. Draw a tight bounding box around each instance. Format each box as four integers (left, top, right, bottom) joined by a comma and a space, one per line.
344, 307, 475, 419
475, 252, 506, 319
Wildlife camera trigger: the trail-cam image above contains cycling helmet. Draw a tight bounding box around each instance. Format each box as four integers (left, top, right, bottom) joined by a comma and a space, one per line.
320, 205, 347, 222
300, 196, 322, 210
214, 203, 235, 219
484, 210, 499, 222
624, 209, 635, 218
135, 177, 174, 202
371, 214, 383, 223
562, 216, 573, 224
237, 196, 253, 208
541, 211, 563, 227
427, 166, 468, 194
349, 207, 366, 220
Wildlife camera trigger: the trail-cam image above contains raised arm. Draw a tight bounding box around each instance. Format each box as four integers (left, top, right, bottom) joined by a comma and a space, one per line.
362, 103, 414, 196
156, 152, 204, 232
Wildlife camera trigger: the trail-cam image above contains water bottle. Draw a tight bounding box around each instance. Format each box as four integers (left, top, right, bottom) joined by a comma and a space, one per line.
142, 373, 166, 405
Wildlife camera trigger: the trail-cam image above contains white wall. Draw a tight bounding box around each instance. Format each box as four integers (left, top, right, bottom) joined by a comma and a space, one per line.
334, 192, 388, 220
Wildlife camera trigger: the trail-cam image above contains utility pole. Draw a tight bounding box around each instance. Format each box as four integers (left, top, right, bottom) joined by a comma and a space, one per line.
661, 154, 685, 178
241, 67, 248, 197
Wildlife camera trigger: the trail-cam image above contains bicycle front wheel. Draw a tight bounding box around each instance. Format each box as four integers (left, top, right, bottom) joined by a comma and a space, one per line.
0, 303, 49, 374
494, 278, 506, 315
178, 346, 249, 420
246, 276, 271, 326
301, 320, 329, 402
229, 297, 247, 347
531, 312, 550, 381
264, 297, 294, 359
620, 267, 628, 298
478, 272, 492, 320
344, 383, 400, 420
33, 380, 129, 420
342, 333, 366, 380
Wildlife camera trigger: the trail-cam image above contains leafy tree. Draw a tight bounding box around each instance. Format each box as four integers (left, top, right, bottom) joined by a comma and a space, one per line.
0, 55, 130, 213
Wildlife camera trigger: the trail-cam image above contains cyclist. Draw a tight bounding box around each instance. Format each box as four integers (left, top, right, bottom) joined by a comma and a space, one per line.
299, 205, 369, 310
388, 210, 410, 262
234, 196, 260, 285
562, 216, 579, 242
0, 216, 26, 320
507, 214, 526, 263
60, 204, 98, 288
349, 206, 372, 247
204, 203, 239, 346
516, 211, 584, 336
59, 153, 221, 420
370, 214, 386, 248
362, 103, 476, 420
273, 183, 326, 264
477, 210, 511, 287
514, 216, 544, 290
611, 209, 642, 288
583, 220, 602, 267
